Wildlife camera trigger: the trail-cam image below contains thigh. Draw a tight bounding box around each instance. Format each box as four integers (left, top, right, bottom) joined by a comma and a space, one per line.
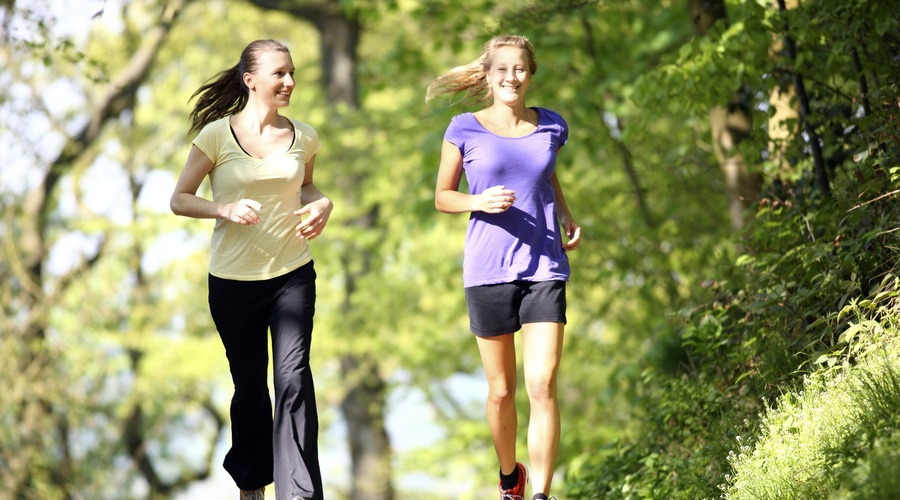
269, 262, 317, 370
475, 333, 518, 394
208, 274, 271, 380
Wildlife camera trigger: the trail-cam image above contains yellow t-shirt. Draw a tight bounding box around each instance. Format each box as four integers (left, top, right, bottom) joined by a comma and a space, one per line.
193, 116, 320, 280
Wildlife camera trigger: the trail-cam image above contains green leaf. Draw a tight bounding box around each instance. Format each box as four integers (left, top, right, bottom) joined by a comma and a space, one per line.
736, 254, 756, 266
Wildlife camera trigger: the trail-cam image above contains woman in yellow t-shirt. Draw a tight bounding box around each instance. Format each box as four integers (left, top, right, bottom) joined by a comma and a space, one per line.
170, 39, 331, 500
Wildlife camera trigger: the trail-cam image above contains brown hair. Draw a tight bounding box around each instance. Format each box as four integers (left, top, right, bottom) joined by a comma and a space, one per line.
425, 35, 537, 106
189, 39, 290, 134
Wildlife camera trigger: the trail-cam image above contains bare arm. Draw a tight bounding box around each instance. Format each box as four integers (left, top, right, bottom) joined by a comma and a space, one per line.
551, 171, 581, 252
434, 140, 515, 214
292, 155, 333, 240
170, 145, 261, 225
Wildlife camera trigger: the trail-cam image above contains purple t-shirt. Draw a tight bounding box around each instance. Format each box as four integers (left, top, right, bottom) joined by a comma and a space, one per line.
444, 107, 570, 288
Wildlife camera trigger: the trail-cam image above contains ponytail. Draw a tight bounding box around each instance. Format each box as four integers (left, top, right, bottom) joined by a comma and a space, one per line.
189, 64, 247, 135
425, 58, 490, 106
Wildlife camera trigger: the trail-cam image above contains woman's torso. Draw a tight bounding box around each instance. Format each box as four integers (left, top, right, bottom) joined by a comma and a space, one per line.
444, 107, 571, 287
194, 116, 320, 281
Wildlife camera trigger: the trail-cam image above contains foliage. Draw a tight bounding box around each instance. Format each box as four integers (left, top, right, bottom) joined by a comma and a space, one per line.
564, 0, 900, 497
725, 348, 900, 499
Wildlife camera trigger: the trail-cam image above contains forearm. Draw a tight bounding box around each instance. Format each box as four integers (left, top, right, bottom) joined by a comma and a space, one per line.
170, 192, 226, 219
554, 192, 574, 222
551, 173, 574, 222
435, 189, 479, 214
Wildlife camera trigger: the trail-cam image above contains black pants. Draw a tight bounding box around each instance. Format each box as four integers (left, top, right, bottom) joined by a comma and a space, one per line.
208, 261, 322, 500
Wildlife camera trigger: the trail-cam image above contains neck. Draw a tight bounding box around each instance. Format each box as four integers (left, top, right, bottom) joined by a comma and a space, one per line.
488, 101, 531, 128
487, 102, 531, 124
234, 99, 282, 132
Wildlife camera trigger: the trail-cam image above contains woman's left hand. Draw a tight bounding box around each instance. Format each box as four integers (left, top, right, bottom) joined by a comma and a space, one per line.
561, 217, 582, 252
293, 197, 333, 240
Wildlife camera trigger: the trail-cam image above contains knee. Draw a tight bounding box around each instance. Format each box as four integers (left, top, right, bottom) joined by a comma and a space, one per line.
274, 363, 310, 392
525, 374, 557, 402
232, 381, 269, 407
230, 363, 269, 397
486, 384, 515, 408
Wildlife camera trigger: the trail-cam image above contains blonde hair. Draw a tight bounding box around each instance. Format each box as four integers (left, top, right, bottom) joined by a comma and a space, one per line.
426, 35, 537, 105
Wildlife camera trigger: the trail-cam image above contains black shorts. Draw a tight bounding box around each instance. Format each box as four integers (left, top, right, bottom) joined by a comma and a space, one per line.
464, 280, 567, 338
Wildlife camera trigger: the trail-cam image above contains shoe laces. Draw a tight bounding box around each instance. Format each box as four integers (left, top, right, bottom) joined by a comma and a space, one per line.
500, 495, 525, 500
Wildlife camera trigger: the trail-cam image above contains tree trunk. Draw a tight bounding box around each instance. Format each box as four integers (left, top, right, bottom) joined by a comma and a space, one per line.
340, 354, 394, 500
689, 0, 760, 231
767, 0, 800, 178
313, 12, 360, 107
709, 103, 756, 231
774, 0, 831, 196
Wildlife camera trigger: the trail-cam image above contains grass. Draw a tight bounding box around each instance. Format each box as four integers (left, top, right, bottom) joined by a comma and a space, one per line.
721, 344, 900, 499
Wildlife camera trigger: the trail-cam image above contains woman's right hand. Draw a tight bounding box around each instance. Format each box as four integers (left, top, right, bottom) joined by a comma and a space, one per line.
223, 199, 262, 225
478, 185, 516, 214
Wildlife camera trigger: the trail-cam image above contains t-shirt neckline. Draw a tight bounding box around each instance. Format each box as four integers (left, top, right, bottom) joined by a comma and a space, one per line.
470, 107, 542, 139
227, 117, 296, 159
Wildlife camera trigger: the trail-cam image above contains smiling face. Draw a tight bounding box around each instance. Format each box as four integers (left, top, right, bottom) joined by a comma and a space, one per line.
244, 49, 295, 109
485, 46, 532, 107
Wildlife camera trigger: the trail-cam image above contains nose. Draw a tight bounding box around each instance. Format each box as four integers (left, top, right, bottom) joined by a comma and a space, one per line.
284, 74, 295, 88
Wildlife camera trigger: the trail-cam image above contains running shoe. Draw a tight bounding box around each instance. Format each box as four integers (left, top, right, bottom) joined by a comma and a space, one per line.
499, 462, 528, 500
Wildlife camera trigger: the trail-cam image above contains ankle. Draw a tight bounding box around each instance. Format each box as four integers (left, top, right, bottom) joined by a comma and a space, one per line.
499, 465, 520, 490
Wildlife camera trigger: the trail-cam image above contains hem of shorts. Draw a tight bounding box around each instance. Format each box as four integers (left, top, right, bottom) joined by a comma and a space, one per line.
471, 319, 566, 337
471, 326, 519, 338
521, 315, 567, 325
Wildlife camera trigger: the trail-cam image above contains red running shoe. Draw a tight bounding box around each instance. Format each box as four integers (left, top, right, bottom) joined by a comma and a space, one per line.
499, 462, 528, 500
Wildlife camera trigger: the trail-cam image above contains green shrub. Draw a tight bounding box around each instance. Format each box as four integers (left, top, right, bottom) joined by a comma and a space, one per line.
722, 352, 900, 499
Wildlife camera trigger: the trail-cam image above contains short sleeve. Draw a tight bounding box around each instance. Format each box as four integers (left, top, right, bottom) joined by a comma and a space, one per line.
192, 120, 222, 164
443, 114, 466, 154
559, 115, 569, 147
544, 108, 568, 148
293, 120, 320, 160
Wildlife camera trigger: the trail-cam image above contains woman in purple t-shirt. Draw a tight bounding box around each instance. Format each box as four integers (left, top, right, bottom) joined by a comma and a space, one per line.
427, 35, 582, 500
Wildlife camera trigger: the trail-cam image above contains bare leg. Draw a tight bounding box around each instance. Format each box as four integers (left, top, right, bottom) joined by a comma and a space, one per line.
521, 322, 564, 496
475, 333, 519, 475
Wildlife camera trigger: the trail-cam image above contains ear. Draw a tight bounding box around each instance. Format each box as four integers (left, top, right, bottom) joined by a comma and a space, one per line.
243, 72, 255, 92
